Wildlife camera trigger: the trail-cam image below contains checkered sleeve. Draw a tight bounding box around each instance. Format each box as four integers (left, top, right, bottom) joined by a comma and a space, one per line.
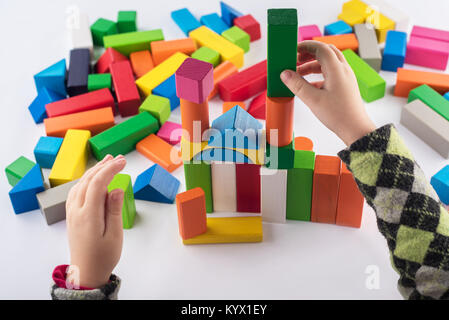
338, 124, 449, 300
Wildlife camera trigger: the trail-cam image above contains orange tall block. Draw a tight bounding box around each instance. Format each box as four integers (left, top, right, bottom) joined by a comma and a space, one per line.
266, 96, 294, 147
313, 34, 359, 51
150, 38, 197, 65
180, 99, 210, 142
223, 101, 246, 113
130, 50, 154, 78
176, 187, 207, 240
209, 61, 239, 99
394, 68, 449, 98
336, 163, 364, 228
136, 134, 182, 173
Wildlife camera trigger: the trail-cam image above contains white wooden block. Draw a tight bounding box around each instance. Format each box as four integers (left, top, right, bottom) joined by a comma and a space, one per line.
261, 167, 287, 224
69, 12, 94, 56
211, 162, 237, 212
364, 0, 410, 32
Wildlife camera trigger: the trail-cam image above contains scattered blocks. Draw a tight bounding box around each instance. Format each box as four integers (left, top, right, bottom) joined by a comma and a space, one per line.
157, 121, 182, 145
151, 38, 197, 66
408, 85, 449, 122
354, 23, 382, 72
261, 167, 287, 223
69, 12, 93, 55
266, 96, 294, 147
67, 48, 90, 97
411, 25, 449, 43
191, 47, 220, 67
175, 58, 214, 104
313, 33, 359, 51
233, 14, 261, 42
34, 59, 67, 97
95, 48, 128, 74
220, 1, 243, 27
171, 8, 202, 36
9, 164, 45, 214
247, 91, 266, 120
176, 187, 207, 240
298, 24, 322, 42
294, 137, 314, 151
222, 101, 245, 113
366, 10, 395, 43
336, 163, 364, 228
180, 99, 210, 142
405, 36, 449, 71
117, 11, 137, 33
153, 75, 180, 110
337, 10, 365, 27
134, 165, 180, 204
5, 156, 35, 187
200, 13, 229, 35
88, 73, 112, 92
211, 162, 237, 212
324, 20, 352, 36
184, 161, 214, 213
221, 26, 250, 53
236, 164, 261, 213
108, 174, 137, 229
381, 30, 407, 72
37, 180, 78, 225
130, 50, 154, 78
136, 134, 182, 173
104, 30, 164, 56
431, 165, 449, 205
110, 60, 141, 117
34, 136, 63, 169
90, 18, 118, 46
139, 94, 171, 126
394, 68, 449, 98
28, 87, 65, 124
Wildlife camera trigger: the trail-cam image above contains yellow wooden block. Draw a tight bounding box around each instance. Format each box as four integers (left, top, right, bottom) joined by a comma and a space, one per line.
366, 11, 395, 43
183, 216, 263, 245
189, 26, 244, 69
180, 137, 208, 161
135, 52, 189, 96
342, 0, 373, 19
49, 129, 91, 187
338, 10, 365, 27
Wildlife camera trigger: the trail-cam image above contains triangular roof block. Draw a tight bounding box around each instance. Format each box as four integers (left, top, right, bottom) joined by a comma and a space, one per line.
194, 148, 251, 163
9, 164, 45, 214
134, 164, 180, 204
34, 59, 67, 96
212, 105, 262, 133
28, 87, 66, 124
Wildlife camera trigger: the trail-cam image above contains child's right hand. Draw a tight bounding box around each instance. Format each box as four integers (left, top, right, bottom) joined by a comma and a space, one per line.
280, 40, 376, 146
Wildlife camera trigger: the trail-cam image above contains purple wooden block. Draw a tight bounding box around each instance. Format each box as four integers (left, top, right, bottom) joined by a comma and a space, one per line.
175, 58, 214, 104
157, 121, 182, 145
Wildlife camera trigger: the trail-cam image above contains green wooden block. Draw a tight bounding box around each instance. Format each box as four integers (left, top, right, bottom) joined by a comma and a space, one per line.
267, 9, 297, 98
138, 94, 171, 126
5, 156, 36, 187
408, 85, 449, 122
287, 150, 315, 221
265, 140, 295, 169
108, 174, 136, 229
191, 47, 221, 67
88, 73, 112, 92
221, 26, 250, 53
103, 30, 164, 56
117, 11, 137, 33
89, 112, 159, 160
91, 18, 118, 47
342, 49, 386, 103
184, 161, 213, 213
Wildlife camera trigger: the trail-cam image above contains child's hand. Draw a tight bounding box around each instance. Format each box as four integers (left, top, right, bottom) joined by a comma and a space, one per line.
280, 40, 376, 146
65, 155, 127, 289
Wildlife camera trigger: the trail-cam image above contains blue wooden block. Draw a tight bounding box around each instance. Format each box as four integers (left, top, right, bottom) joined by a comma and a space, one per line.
67, 49, 90, 97
431, 165, 449, 205
212, 105, 263, 134
34, 136, 64, 169
153, 75, 180, 110
220, 1, 243, 27
171, 8, 202, 36
381, 31, 407, 72
324, 21, 352, 36
9, 164, 45, 214
134, 164, 180, 203
194, 148, 251, 163
28, 87, 65, 124
200, 13, 229, 34
444, 92, 449, 101
34, 59, 67, 96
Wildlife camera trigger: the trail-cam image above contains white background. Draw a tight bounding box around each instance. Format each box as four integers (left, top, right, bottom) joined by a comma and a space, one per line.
0, 0, 448, 300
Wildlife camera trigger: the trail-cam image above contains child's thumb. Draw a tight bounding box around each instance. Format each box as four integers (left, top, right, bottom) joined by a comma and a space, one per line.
280, 70, 319, 105
105, 189, 124, 237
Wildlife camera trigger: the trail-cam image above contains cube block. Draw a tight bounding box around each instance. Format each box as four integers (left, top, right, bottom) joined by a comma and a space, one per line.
139, 94, 171, 126
91, 18, 118, 46
34, 136, 64, 169
221, 26, 250, 53
5, 156, 36, 187
175, 58, 214, 104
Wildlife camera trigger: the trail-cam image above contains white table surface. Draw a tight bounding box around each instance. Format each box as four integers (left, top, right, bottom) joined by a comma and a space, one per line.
0, 0, 448, 300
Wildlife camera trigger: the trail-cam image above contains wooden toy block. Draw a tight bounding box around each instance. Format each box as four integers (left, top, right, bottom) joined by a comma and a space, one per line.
49, 130, 91, 187
89, 112, 159, 160
46, 88, 114, 118
175, 58, 214, 104
364, 0, 410, 32
191, 47, 220, 67
342, 0, 373, 19
298, 25, 322, 42
194, 148, 251, 164
36, 180, 77, 225
67, 48, 90, 97
267, 9, 297, 98
90, 18, 117, 46
130, 50, 154, 78
233, 14, 261, 42
176, 187, 207, 240
354, 24, 382, 72
311, 155, 341, 224
171, 8, 202, 36
88, 73, 112, 92
153, 75, 180, 110
5, 156, 35, 187
44, 107, 115, 138
95, 48, 128, 74
217, 60, 267, 102
381, 30, 407, 72
136, 134, 182, 173
69, 12, 93, 55
28, 87, 65, 124
180, 99, 210, 142
136, 52, 188, 96
134, 164, 180, 204
261, 167, 287, 223
34, 136, 63, 169
337, 10, 365, 27
445, 92, 449, 101
408, 85, 449, 122
190, 26, 244, 69
400, 99, 449, 159
286, 150, 315, 221
266, 96, 294, 147
110, 60, 141, 117
431, 165, 449, 205
180, 138, 208, 161
221, 26, 250, 53
200, 13, 229, 35
103, 30, 164, 56
117, 11, 137, 33
9, 164, 45, 214
211, 162, 237, 212
411, 25, 449, 43
313, 34, 359, 51
157, 121, 182, 145
139, 94, 171, 126
184, 161, 214, 213
34, 59, 67, 97
405, 36, 449, 71
394, 68, 449, 98
208, 61, 238, 99
342, 49, 386, 102
265, 140, 295, 169
324, 21, 352, 36
236, 164, 260, 213
220, 1, 243, 27
108, 174, 137, 229
222, 101, 245, 114
366, 11, 395, 43
294, 137, 314, 151
151, 38, 197, 66
247, 91, 266, 120
336, 163, 364, 228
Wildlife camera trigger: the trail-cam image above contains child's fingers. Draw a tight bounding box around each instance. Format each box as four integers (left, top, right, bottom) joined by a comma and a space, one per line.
328, 44, 346, 63
280, 70, 321, 106
297, 60, 322, 76
311, 81, 325, 89
104, 189, 124, 238
298, 41, 341, 73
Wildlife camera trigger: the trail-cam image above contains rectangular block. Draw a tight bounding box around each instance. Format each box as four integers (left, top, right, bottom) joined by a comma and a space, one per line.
209, 61, 239, 99
405, 36, 449, 71
261, 167, 287, 223
136, 134, 182, 173
381, 30, 407, 72
151, 38, 197, 65
408, 85, 449, 122
236, 164, 261, 213
153, 75, 180, 110
130, 50, 154, 78
265, 141, 295, 169
200, 13, 229, 35
67, 48, 90, 97
91, 18, 117, 47
211, 162, 237, 212
431, 165, 449, 205
337, 10, 365, 27
108, 174, 136, 229
354, 24, 382, 72
366, 10, 395, 43
110, 60, 141, 117
234, 14, 261, 42
88, 73, 112, 92
69, 12, 93, 55
364, 0, 410, 32
34, 136, 64, 169
394, 68, 449, 98
411, 25, 449, 43
184, 161, 214, 213
117, 11, 137, 33
95, 48, 128, 74
342, 0, 372, 19
336, 163, 364, 228
176, 187, 207, 240
103, 30, 164, 56
5, 156, 35, 187
37, 180, 78, 225
298, 24, 322, 42
324, 20, 352, 36
171, 8, 202, 36
313, 34, 359, 51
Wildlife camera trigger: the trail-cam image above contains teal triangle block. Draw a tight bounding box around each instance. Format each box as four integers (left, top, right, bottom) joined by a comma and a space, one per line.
9, 164, 45, 214
34, 59, 67, 96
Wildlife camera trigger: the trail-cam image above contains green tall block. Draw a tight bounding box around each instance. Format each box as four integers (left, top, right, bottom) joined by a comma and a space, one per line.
184, 161, 213, 213
408, 84, 449, 122
5, 156, 36, 187
138, 94, 171, 126
91, 18, 118, 47
117, 11, 137, 33
265, 140, 295, 169
108, 174, 136, 229
286, 150, 315, 221
191, 47, 221, 67
221, 26, 250, 53
88, 73, 112, 92
267, 9, 297, 97
103, 30, 164, 56
342, 49, 386, 103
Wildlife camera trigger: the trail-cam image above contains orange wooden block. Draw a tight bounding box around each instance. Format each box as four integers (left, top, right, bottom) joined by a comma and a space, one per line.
394, 68, 449, 98
176, 187, 207, 240
223, 101, 246, 113
180, 99, 210, 142
313, 34, 359, 51
150, 38, 197, 66
336, 163, 364, 228
311, 155, 341, 225
266, 96, 294, 147
130, 50, 154, 78
44, 107, 115, 137
136, 134, 182, 172
294, 137, 314, 151
208, 61, 239, 99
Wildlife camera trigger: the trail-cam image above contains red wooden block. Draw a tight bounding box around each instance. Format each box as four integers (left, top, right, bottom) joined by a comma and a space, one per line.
236, 164, 261, 213
336, 163, 364, 228
218, 60, 267, 101
248, 90, 266, 120
95, 48, 128, 74
233, 14, 261, 42
45, 88, 115, 118
110, 60, 141, 117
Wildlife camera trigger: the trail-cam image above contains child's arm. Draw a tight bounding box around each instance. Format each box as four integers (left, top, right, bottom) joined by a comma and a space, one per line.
281, 41, 449, 300
51, 155, 126, 300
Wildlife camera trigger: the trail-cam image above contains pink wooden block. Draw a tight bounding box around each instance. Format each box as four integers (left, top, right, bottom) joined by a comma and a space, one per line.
175, 58, 214, 104
405, 36, 449, 71
157, 121, 182, 145
298, 25, 322, 42
411, 26, 449, 44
